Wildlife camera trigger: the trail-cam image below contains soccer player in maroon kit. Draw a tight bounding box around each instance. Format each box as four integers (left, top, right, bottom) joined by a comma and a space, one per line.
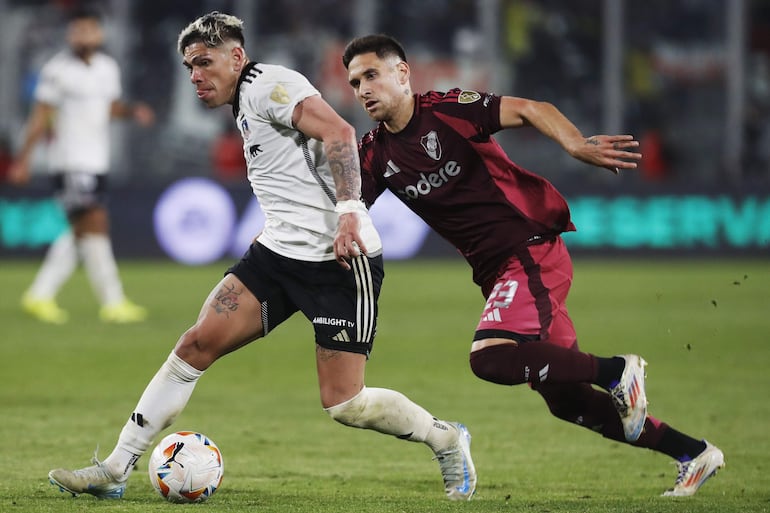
343, 34, 724, 497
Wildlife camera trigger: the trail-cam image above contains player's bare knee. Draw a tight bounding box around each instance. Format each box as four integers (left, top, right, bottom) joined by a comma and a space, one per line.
324, 387, 368, 426
174, 325, 219, 369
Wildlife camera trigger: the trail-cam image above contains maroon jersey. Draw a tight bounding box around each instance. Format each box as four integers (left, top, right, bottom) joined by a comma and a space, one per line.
360, 88, 575, 288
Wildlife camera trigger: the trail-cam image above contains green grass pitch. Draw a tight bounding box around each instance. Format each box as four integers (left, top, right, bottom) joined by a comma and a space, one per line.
1, 257, 768, 512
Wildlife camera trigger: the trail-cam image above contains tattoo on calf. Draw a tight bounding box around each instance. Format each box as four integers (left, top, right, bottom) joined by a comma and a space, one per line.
212, 282, 242, 317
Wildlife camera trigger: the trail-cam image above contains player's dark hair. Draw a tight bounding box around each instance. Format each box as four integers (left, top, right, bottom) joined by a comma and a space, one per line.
342, 34, 407, 69
177, 11, 245, 54
68, 5, 102, 23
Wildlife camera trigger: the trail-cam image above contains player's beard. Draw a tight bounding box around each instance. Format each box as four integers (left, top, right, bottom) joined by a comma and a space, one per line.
72, 44, 99, 60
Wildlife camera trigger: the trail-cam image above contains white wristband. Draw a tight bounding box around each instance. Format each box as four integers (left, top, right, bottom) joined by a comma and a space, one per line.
334, 199, 366, 215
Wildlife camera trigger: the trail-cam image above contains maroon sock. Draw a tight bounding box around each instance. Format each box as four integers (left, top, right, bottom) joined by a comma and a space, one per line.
470, 342, 598, 385
655, 426, 707, 461
534, 381, 668, 449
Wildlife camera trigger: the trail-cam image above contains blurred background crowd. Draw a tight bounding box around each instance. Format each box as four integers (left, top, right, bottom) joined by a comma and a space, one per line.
1, 0, 769, 189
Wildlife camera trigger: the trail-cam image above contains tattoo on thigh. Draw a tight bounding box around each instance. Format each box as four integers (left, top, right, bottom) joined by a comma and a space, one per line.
211, 283, 242, 317
316, 345, 340, 361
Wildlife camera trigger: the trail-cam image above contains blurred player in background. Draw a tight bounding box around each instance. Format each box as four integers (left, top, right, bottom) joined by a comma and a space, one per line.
47, 12, 475, 501
343, 34, 724, 497
8, 6, 154, 324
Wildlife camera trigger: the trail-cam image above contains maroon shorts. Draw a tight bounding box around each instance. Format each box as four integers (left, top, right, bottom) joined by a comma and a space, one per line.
474, 236, 576, 348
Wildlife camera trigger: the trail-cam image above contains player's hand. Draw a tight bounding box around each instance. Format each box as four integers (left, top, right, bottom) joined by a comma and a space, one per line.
7, 160, 31, 185
574, 134, 642, 174
132, 102, 156, 127
334, 212, 368, 270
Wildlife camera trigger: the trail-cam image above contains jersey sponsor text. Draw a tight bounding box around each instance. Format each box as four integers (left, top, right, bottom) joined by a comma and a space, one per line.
396, 160, 462, 200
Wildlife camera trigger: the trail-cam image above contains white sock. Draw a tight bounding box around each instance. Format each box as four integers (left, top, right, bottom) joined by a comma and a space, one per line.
27, 231, 78, 299
78, 234, 125, 306
324, 386, 456, 453
103, 352, 203, 481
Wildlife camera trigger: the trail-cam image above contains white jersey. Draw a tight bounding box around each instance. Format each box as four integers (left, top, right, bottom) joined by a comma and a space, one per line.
233, 62, 382, 262
34, 49, 121, 174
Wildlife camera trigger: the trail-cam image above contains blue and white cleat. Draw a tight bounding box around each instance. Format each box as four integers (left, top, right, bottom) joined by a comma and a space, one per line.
609, 354, 648, 442
49, 456, 125, 499
434, 422, 476, 500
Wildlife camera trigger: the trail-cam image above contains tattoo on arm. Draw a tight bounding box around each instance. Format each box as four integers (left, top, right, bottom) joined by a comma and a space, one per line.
326, 140, 361, 202
211, 282, 242, 317
585, 137, 599, 146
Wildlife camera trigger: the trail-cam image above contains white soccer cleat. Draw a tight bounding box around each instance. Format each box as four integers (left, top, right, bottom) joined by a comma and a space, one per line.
433, 422, 477, 500
662, 441, 725, 497
609, 354, 648, 442
48, 456, 125, 499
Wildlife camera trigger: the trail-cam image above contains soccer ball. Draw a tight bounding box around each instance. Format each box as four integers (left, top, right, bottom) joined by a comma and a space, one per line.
148, 431, 224, 503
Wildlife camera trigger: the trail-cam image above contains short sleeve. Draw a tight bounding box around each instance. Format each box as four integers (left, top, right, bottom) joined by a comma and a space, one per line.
34, 60, 62, 106
252, 67, 320, 128
435, 88, 503, 137
104, 57, 122, 101
359, 133, 387, 207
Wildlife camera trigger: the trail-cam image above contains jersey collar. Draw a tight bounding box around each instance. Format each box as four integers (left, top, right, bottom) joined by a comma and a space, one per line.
232, 61, 260, 119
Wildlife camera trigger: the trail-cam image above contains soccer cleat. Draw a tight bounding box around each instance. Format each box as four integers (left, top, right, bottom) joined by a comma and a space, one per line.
609, 354, 648, 442
21, 294, 69, 324
99, 299, 147, 323
663, 441, 725, 497
433, 422, 477, 500
49, 457, 125, 499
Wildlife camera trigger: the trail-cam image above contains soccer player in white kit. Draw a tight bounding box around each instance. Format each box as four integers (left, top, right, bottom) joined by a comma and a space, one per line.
47, 12, 476, 501
9, 7, 154, 324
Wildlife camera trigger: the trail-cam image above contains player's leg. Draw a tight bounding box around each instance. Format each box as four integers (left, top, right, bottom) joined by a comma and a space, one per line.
300, 255, 475, 500
55, 172, 145, 322
318, 349, 476, 500
22, 230, 77, 323
74, 204, 146, 323
21, 173, 80, 323
468, 237, 647, 440
517, 242, 722, 494
107, 272, 265, 462
316, 347, 454, 450
532, 321, 724, 497
467, 238, 722, 494
48, 269, 268, 498
533, 379, 724, 495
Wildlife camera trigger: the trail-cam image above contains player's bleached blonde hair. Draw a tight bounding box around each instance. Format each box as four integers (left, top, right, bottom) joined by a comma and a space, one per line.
177, 11, 245, 54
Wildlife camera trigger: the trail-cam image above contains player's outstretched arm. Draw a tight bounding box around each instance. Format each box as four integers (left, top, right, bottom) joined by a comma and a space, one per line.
7, 102, 55, 185
499, 96, 642, 174
111, 100, 156, 126
292, 94, 368, 269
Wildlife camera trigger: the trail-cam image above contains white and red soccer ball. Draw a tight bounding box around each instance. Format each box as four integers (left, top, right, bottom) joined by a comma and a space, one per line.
148, 431, 224, 503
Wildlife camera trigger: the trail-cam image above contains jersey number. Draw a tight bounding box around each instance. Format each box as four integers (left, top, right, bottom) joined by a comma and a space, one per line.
484, 280, 519, 311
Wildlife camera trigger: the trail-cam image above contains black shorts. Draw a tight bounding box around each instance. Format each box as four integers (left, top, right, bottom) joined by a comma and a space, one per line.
226, 242, 384, 357
52, 172, 108, 217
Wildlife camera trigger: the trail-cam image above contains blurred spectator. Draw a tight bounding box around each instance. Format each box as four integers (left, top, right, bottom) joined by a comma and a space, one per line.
211, 125, 246, 182
0, 135, 12, 181
5, 0, 769, 187
625, 45, 671, 181
638, 130, 670, 181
